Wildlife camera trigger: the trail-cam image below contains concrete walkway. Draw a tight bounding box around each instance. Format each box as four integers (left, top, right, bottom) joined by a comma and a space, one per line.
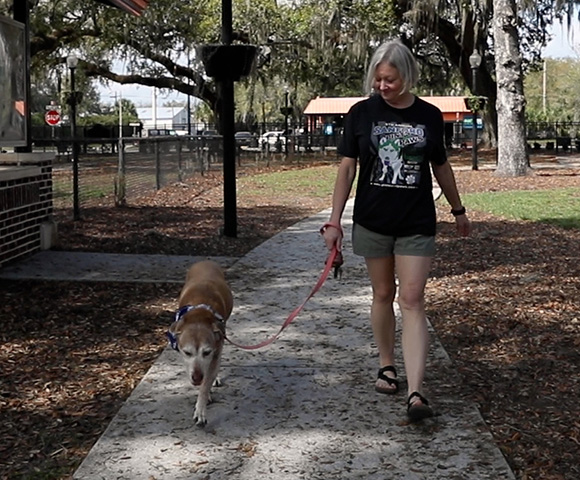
1, 202, 515, 479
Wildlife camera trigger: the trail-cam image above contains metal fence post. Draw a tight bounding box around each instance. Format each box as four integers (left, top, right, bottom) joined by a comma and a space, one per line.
155, 140, 161, 190
177, 139, 183, 182
115, 137, 126, 206
67, 56, 81, 220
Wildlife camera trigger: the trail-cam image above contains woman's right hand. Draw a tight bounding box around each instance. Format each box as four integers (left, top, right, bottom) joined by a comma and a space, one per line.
321, 222, 343, 252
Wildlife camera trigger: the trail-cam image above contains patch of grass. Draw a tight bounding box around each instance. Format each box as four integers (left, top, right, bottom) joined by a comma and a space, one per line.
80, 185, 112, 200
463, 187, 580, 229
239, 164, 338, 198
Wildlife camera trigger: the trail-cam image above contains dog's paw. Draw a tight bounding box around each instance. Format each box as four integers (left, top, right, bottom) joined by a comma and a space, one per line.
193, 398, 208, 426
193, 408, 207, 426
213, 376, 222, 387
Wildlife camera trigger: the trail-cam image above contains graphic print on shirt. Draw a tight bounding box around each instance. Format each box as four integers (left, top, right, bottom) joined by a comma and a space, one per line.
369, 121, 427, 188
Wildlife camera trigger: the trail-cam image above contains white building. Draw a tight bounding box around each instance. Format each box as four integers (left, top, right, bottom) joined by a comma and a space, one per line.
136, 107, 191, 134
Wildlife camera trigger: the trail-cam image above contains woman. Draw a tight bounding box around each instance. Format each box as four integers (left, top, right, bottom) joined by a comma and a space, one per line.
321, 39, 471, 421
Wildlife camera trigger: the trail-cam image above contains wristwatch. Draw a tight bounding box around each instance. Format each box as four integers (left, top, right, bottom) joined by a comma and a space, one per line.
451, 206, 466, 216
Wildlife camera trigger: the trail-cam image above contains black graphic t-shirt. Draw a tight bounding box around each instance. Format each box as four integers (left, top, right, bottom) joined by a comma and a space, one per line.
338, 94, 447, 237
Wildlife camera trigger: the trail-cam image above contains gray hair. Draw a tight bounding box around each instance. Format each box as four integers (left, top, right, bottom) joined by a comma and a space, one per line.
364, 40, 419, 95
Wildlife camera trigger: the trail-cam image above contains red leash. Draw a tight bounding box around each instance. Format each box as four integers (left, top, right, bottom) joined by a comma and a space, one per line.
225, 243, 342, 350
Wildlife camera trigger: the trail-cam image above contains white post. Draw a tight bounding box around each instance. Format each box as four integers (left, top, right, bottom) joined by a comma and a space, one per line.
542, 59, 547, 114
152, 88, 158, 129
119, 91, 123, 139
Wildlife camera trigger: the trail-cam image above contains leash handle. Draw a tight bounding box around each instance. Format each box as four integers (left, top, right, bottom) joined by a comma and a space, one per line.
224, 246, 340, 350
320, 222, 344, 278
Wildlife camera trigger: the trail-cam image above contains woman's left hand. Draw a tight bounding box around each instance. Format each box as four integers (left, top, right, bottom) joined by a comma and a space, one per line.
455, 214, 472, 237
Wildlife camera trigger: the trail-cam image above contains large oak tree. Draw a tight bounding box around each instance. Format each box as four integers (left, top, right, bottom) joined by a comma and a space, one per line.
394, 0, 580, 176
17, 0, 395, 127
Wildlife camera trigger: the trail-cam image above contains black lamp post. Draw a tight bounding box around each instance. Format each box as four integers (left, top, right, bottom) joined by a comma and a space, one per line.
469, 49, 482, 171
67, 54, 80, 220
186, 38, 192, 136
220, 0, 236, 237
283, 89, 289, 155
198, 0, 257, 238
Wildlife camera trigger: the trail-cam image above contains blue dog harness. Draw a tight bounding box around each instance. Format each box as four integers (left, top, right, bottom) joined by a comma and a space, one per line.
167, 304, 225, 351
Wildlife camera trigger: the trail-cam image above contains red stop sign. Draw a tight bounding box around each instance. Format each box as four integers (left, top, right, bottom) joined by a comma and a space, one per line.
45, 109, 61, 126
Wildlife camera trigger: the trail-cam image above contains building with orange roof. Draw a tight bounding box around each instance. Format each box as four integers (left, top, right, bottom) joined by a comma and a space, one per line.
303, 96, 475, 148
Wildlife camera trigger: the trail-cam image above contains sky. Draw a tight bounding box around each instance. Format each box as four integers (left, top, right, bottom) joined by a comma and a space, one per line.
99, 79, 186, 108
98, 20, 579, 107
543, 20, 578, 58
98, 55, 188, 107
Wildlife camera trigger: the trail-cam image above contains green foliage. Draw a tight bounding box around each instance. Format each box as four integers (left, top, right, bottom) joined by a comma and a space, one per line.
11, 0, 578, 129
290, 0, 397, 96
16, 0, 401, 125
235, 0, 397, 122
192, 101, 215, 124
29, 62, 103, 120
464, 188, 580, 230
524, 58, 580, 122
112, 98, 138, 121
31, 112, 46, 126
78, 97, 139, 126
465, 96, 487, 112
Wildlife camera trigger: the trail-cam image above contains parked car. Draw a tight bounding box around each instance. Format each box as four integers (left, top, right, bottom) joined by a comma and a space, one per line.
234, 131, 256, 148
197, 129, 220, 139
195, 129, 222, 154
141, 128, 179, 153
259, 130, 286, 150
147, 128, 178, 137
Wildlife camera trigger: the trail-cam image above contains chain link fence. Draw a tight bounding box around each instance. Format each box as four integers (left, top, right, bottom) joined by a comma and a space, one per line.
50, 134, 338, 214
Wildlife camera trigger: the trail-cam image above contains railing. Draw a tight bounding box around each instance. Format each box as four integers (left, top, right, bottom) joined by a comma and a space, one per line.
526, 121, 580, 152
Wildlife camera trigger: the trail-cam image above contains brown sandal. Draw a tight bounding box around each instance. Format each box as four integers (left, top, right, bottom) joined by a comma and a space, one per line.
375, 366, 399, 394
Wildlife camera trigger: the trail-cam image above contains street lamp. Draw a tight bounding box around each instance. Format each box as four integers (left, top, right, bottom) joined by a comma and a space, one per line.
279, 87, 293, 156
67, 54, 80, 220
469, 49, 482, 171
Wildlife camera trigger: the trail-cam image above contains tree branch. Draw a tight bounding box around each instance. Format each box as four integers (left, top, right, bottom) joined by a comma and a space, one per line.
31, 27, 102, 57
81, 61, 218, 108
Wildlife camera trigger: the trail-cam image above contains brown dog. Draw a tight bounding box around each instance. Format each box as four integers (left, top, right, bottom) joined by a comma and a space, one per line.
167, 260, 233, 426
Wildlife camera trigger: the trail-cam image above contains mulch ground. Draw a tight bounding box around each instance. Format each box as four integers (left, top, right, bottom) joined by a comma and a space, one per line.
1, 151, 579, 480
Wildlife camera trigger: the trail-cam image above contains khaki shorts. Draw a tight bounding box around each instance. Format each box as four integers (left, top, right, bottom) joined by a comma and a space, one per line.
352, 223, 435, 257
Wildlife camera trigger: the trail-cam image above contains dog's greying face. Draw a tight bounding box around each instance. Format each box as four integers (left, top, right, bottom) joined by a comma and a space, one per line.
177, 325, 222, 386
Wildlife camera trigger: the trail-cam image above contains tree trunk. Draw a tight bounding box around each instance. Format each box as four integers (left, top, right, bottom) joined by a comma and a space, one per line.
435, 15, 498, 148
493, 0, 530, 176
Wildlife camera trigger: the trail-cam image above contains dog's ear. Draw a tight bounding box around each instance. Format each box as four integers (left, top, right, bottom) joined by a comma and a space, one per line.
212, 323, 224, 341
169, 319, 183, 334
166, 329, 179, 351
167, 320, 183, 351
